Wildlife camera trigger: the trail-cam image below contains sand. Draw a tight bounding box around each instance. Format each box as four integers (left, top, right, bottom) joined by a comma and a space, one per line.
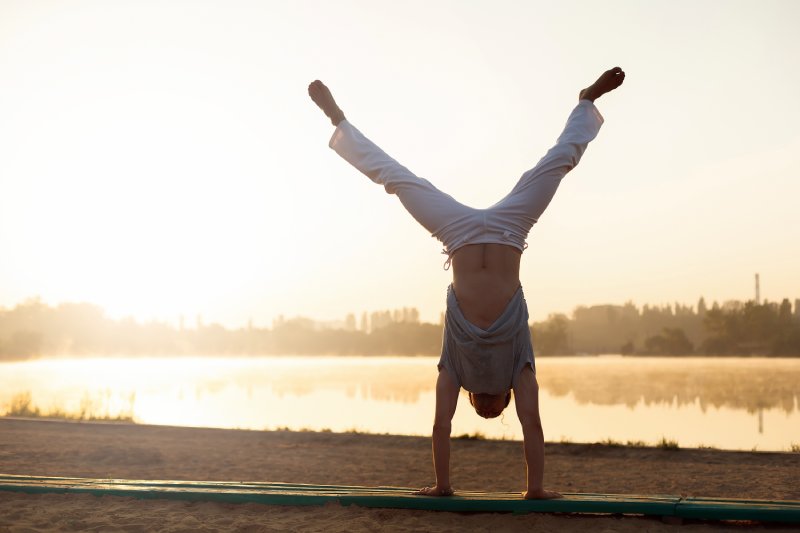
1, 418, 799, 532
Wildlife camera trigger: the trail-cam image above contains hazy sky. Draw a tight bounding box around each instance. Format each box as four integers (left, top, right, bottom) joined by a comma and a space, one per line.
1, 0, 799, 327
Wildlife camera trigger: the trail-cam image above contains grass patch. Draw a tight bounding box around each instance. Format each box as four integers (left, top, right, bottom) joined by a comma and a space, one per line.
599, 437, 623, 447
789, 443, 800, 453
3, 391, 134, 423
6, 392, 39, 417
697, 443, 718, 450
657, 437, 680, 450
625, 440, 648, 448
455, 431, 486, 440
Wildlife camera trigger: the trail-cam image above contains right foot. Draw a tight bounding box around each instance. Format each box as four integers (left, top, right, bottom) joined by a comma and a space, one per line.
413, 486, 454, 497
308, 80, 346, 126
579, 67, 625, 102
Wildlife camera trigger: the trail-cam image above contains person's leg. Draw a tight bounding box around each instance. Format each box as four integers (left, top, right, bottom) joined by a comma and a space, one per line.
310, 79, 474, 239
489, 68, 624, 240
488, 100, 602, 233
329, 119, 474, 237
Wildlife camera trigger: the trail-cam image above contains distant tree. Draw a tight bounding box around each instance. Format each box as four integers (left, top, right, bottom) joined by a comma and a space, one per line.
620, 341, 635, 355
531, 314, 571, 355
697, 297, 707, 316
702, 307, 738, 354
772, 324, 800, 356
370, 311, 391, 330
779, 299, 792, 322
4, 330, 43, 359
368, 321, 440, 355
642, 328, 693, 355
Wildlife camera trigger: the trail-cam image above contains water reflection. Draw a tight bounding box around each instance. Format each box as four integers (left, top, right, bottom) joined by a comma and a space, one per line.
229, 360, 434, 403
1, 356, 798, 451
201, 356, 800, 414
538, 356, 800, 414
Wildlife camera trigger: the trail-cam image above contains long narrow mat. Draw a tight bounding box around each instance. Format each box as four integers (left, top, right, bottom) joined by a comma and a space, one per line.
1, 474, 798, 523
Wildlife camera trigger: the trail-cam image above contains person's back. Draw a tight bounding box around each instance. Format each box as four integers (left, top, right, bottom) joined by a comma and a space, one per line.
451, 243, 521, 330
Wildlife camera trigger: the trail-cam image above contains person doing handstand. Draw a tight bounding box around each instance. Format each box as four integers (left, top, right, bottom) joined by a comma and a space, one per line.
308, 67, 625, 499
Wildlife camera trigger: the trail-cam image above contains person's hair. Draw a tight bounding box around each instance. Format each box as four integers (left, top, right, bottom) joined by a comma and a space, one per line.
468, 391, 511, 419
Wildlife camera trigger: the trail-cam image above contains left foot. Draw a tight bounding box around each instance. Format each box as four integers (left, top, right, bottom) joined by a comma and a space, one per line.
579, 67, 625, 102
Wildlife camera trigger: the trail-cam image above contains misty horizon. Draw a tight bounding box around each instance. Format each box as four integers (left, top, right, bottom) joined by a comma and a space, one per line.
4, 293, 799, 331
3, 293, 800, 359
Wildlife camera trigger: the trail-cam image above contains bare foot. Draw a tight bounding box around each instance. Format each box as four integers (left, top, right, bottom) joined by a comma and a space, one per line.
413, 486, 454, 497
308, 80, 346, 126
579, 67, 625, 102
522, 488, 563, 499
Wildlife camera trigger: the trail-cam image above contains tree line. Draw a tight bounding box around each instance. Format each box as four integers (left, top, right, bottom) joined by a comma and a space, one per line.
532, 297, 800, 356
0, 299, 441, 360
1, 296, 799, 361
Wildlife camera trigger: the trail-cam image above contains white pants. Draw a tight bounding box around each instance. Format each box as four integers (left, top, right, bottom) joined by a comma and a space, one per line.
329, 100, 604, 268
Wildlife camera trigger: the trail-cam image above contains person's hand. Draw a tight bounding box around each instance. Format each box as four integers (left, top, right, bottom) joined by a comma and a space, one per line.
522, 488, 562, 499
413, 485, 454, 497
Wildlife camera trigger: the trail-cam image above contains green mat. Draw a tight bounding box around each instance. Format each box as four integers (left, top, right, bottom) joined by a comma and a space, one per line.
1, 474, 798, 523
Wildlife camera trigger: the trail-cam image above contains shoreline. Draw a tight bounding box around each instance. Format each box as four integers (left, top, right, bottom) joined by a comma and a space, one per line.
3, 415, 800, 455
4, 353, 800, 361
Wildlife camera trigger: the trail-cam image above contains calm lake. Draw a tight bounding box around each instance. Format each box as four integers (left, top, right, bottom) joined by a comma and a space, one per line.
1, 356, 798, 451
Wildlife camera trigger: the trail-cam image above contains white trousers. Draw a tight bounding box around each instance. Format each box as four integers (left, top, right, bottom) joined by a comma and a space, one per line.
329, 100, 604, 268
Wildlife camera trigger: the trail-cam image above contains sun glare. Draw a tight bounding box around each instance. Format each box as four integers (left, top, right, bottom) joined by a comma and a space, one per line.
1, 1, 799, 325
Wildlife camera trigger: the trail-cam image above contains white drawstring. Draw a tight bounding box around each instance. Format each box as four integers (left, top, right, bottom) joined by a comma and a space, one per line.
442, 249, 453, 270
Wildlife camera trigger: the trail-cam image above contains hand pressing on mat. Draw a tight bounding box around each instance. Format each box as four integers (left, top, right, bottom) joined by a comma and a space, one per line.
523, 488, 563, 500
414, 486, 454, 497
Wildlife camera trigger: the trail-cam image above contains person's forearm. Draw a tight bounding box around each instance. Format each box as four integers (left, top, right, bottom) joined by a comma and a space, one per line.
432, 424, 452, 489
522, 422, 545, 491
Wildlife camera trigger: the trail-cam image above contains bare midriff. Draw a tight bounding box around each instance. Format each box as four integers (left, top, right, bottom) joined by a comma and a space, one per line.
450, 243, 522, 330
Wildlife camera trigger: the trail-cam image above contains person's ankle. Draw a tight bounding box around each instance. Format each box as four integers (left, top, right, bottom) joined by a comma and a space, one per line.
330, 110, 346, 126
579, 88, 597, 102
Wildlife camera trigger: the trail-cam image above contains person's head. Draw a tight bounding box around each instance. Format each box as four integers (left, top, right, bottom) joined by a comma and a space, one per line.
468, 391, 511, 419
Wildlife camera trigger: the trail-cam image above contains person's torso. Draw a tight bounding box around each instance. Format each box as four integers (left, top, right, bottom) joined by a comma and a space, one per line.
451, 243, 521, 330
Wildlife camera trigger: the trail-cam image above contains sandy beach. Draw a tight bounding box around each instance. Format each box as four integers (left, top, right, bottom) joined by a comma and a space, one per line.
1, 417, 799, 532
